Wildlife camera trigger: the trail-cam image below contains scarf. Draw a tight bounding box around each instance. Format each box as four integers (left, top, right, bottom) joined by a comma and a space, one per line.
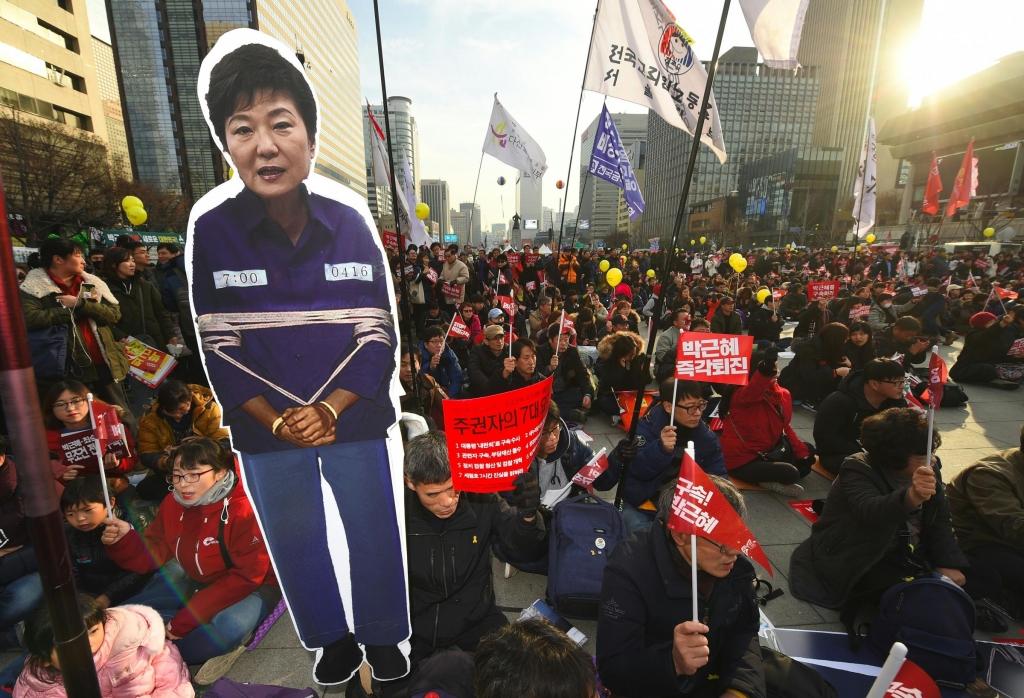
173, 470, 236, 508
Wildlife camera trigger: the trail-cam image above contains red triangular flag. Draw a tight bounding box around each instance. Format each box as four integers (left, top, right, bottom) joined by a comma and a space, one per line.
571, 449, 609, 494
945, 140, 974, 217
667, 452, 773, 577
927, 351, 947, 410
447, 314, 472, 341
93, 404, 130, 460
497, 295, 516, 318
994, 286, 1018, 300
885, 658, 940, 698
921, 153, 943, 216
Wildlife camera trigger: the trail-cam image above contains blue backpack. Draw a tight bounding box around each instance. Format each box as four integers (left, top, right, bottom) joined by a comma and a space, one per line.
28, 324, 68, 381
546, 494, 625, 620
866, 576, 979, 689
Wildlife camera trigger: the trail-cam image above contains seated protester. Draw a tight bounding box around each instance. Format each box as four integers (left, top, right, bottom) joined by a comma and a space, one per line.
487, 254, 513, 296
475, 308, 509, 345
845, 321, 876, 370
595, 332, 647, 420
0, 436, 42, 647
528, 297, 553, 339
15, 594, 193, 698
486, 339, 542, 395
62, 477, 149, 608
872, 316, 931, 370
789, 408, 1003, 634
950, 309, 1024, 386
948, 426, 1024, 618
792, 298, 831, 344
778, 283, 807, 320
777, 323, 851, 408
419, 326, 466, 399
720, 349, 816, 496
535, 315, 594, 422
448, 303, 482, 369
605, 379, 726, 532
399, 344, 446, 429
866, 293, 901, 334
709, 296, 743, 335
597, 479, 766, 698
653, 309, 690, 382
137, 379, 229, 502
747, 294, 789, 350
467, 325, 508, 397
402, 432, 544, 665
610, 300, 641, 334
598, 313, 630, 341
574, 307, 599, 347
812, 359, 908, 474
953, 291, 986, 336
421, 302, 451, 333
101, 439, 279, 684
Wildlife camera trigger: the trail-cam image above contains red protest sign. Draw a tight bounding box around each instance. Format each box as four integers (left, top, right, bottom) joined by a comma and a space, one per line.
772, 289, 786, 302
911, 286, 928, 298
524, 253, 540, 267
506, 253, 520, 268
668, 452, 772, 576
788, 500, 819, 523
441, 282, 462, 299
972, 257, 989, 269
675, 332, 753, 386
1010, 338, 1024, 356
59, 410, 129, 469
60, 429, 98, 467
425, 267, 438, 284
885, 658, 940, 698
497, 295, 516, 318
806, 281, 839, 301
928, 351, 947, 410
444, 376, 552, 493
849, 305, 871, 320
447, 314, 472, 341
402, 264, 415, 279
571, 448, 609, 494
382, 230, 398, 251
525, 281, 537, 291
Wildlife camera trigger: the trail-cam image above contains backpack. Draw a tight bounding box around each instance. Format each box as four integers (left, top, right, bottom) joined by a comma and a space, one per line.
546, 494, 625, 620
911, 379, 968, 408
27, 324, 68, 381
866, 576, 979, 689
205, 678, 318, 698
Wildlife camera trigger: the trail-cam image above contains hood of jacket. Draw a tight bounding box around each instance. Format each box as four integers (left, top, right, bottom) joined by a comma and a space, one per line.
101, 605, 167, 665
20, 268, 119, 305
597, 330, 643, 360
149, 384, 215, 416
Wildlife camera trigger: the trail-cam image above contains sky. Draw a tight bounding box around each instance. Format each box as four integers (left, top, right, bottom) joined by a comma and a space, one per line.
349, 0, 1024, 234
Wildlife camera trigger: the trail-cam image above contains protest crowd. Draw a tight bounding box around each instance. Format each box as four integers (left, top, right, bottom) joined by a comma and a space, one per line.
7, 231, 1024, 698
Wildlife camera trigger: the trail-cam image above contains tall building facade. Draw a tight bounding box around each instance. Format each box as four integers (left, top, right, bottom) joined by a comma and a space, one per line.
86, 0, 130, 176
579, 112, 647, 240
258, 0, 364, 195
641, 47, 819, 241
450, 208, 469, 243
420, 179, 449, 240
798, 0, 924, 222
363, 96, 419, 220
515, 176, 542, 248
458, 202, 480, 246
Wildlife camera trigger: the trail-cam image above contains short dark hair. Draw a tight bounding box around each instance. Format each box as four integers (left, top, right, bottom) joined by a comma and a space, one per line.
690, 318, 710, 330
848, 321, 872, 336
404, 431, 450, 485
157, 242, 180, 254
474, 618, 596, 698
39, 238, 83, 269
121, 240, 145, 254
166, 438, 233, 473
863, 358, 904, 383
60, 476, 108, 513
102, 246, 133, 279
894, 316, 921, 332
544, 402, 562, 430
422, 326, 444, 342
659, 378, 703, 404
511, 338, 536, 359
860, 407, 940, 471
25, 594, 107, 683
156, 379, 192, 412
446, 244, 459, 255
671, 307, 689, 322
206, 43, 318, 151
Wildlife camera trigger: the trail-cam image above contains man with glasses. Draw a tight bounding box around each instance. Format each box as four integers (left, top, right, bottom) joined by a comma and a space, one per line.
598, 477, 765, 698
604, 379, 725, 532
812, 359, 908, 474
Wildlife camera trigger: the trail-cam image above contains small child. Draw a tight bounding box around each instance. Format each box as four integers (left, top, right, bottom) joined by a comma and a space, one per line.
62, 477, 149, 608
15, 594, 193, 698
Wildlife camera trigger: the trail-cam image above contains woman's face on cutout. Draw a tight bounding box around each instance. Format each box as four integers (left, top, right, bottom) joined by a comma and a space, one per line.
224, 88, 314, 200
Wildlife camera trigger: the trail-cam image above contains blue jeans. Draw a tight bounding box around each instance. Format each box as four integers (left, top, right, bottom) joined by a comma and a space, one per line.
620, 501, 656, 533
0, 573, 43, 630
123, 561, 268, 665
552, 387, 585, 415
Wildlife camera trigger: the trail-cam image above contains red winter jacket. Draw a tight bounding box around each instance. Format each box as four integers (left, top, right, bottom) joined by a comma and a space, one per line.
107, 480, 276, 637
719, 371, 810, 470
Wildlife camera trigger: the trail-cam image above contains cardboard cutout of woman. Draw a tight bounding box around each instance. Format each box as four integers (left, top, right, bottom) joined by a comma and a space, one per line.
186, 29, 410, 685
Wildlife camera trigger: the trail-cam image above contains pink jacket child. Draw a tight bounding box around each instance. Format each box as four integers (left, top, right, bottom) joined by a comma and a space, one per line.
15, 605, 194, 698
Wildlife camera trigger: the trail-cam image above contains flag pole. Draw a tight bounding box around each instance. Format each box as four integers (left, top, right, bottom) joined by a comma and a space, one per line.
686, 441, 698, 622
468, 152, 484, 248
865, 642, 908, 698
372, 0, 422, 416
924, 346, 938, 470
556, 0, 601, 254
85, 395, 112, 514
851, 0, 888, 243
614, 0, 731, 510
0, 176, 102, 697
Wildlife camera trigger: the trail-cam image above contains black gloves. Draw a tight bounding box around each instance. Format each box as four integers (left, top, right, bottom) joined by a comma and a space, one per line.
512, 472, 541, 519
613, 437, 639, 462
795, 455, 816, 469
758, 347, 780, 376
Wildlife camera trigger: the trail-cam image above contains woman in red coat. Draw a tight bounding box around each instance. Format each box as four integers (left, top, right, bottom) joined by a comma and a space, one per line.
101, 438, 278, 684
719, 348, 816, 497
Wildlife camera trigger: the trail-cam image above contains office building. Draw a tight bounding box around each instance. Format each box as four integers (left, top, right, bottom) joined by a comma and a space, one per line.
420, 179, 450, 240
798, 0, 924, 222
363, 96, 420, 219
579, 112, 647, 240
491, 222, 506, 235
642, 47, 819, 240
616, 140, 645, 235
450, 208, 469, 243
85, 0, 130, 176
515, 174, 542, 248
459, 201, 481, 246
258, 0, 364, 195
686, 195, 740, 245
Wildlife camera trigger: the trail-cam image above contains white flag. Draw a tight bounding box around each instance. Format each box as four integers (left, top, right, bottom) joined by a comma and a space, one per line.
482, 95, 548, 188
853, 118, 877, 239
585, 0, 726, 163
402, 152, 432, 248
737, 0, 810, 70
367, 105, 391, 189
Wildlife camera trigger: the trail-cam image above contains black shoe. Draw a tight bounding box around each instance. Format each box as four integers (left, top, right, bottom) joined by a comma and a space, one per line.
364, 644, 410, 681
988, 379, 1020, 391
976, 606, 1009, 634
313, 633, 364, 686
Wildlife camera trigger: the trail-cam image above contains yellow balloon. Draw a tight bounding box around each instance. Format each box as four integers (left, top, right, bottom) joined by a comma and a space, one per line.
765, 247, 773, 253
227, 167, 235, 179
730, 256, 747, 273
756, 289, 771, 304
786, 244, 791, 250
646, 269, 656, 278
865, 234, 876, 244
415, 202, 430, 220
856, 245, 863, 252
831, 245, 838, 251
605, 268, 623, 287
621, 244, 628, 250
121, 195, 142, 211
984, 227, 996, 238
599, 260, 610, 272
674, 248, 679, 253
699, 237, 707, 244
126, 206, 147, 226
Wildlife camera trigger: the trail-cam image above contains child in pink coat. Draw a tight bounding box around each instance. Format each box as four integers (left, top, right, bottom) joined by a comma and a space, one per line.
15, 595, 193, 698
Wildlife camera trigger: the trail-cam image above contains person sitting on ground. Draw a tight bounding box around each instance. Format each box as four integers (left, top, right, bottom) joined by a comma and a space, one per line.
529, 297, 553, 339
844, 320, 876, 370
595, 331, 647, 420
137, 379, 229, 502
597, 479, 766, 698
421, 302, 451, 333
709, 296, 743, 335
778, 283, 807, 320
487, 339, 542, 395
418, 326, 466, 399
476, 308, 509, 346
448, 302, 482, 368
0, 436, 41, 650
789, 408, 1003, 634
777, 323, 851, 408
598, 313, 630, 341
402, 432, 544, 667
399, 344, 446, 429
872, 316, 931, 371
792, 298, 831, 345
574, 307, 599, 347
100, 439, 279, 684
606, 379, 726, 532
950, 310, 1024, 387
653, 309, 690, 382
813, 359, 908, 474
720, 349, 816, 497
747, 293, 789, 350
535, 315, 594, 422
15, 594, 193, 698
468, 325, 508, 397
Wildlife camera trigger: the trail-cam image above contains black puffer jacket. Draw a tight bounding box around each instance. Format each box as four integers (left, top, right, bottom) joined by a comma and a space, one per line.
66, 522, 149, 605
812, 372, 907, 462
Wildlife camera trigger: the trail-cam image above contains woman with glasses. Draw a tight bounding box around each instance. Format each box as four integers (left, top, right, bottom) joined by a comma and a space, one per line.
100, 438, 279, 684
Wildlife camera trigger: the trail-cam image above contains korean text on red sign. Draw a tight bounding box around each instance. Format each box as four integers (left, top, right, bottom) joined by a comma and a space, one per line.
444, 376, 553, 493
806, 281, 840, 301
441, 282, 462, 299
675, 332, 753, 386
